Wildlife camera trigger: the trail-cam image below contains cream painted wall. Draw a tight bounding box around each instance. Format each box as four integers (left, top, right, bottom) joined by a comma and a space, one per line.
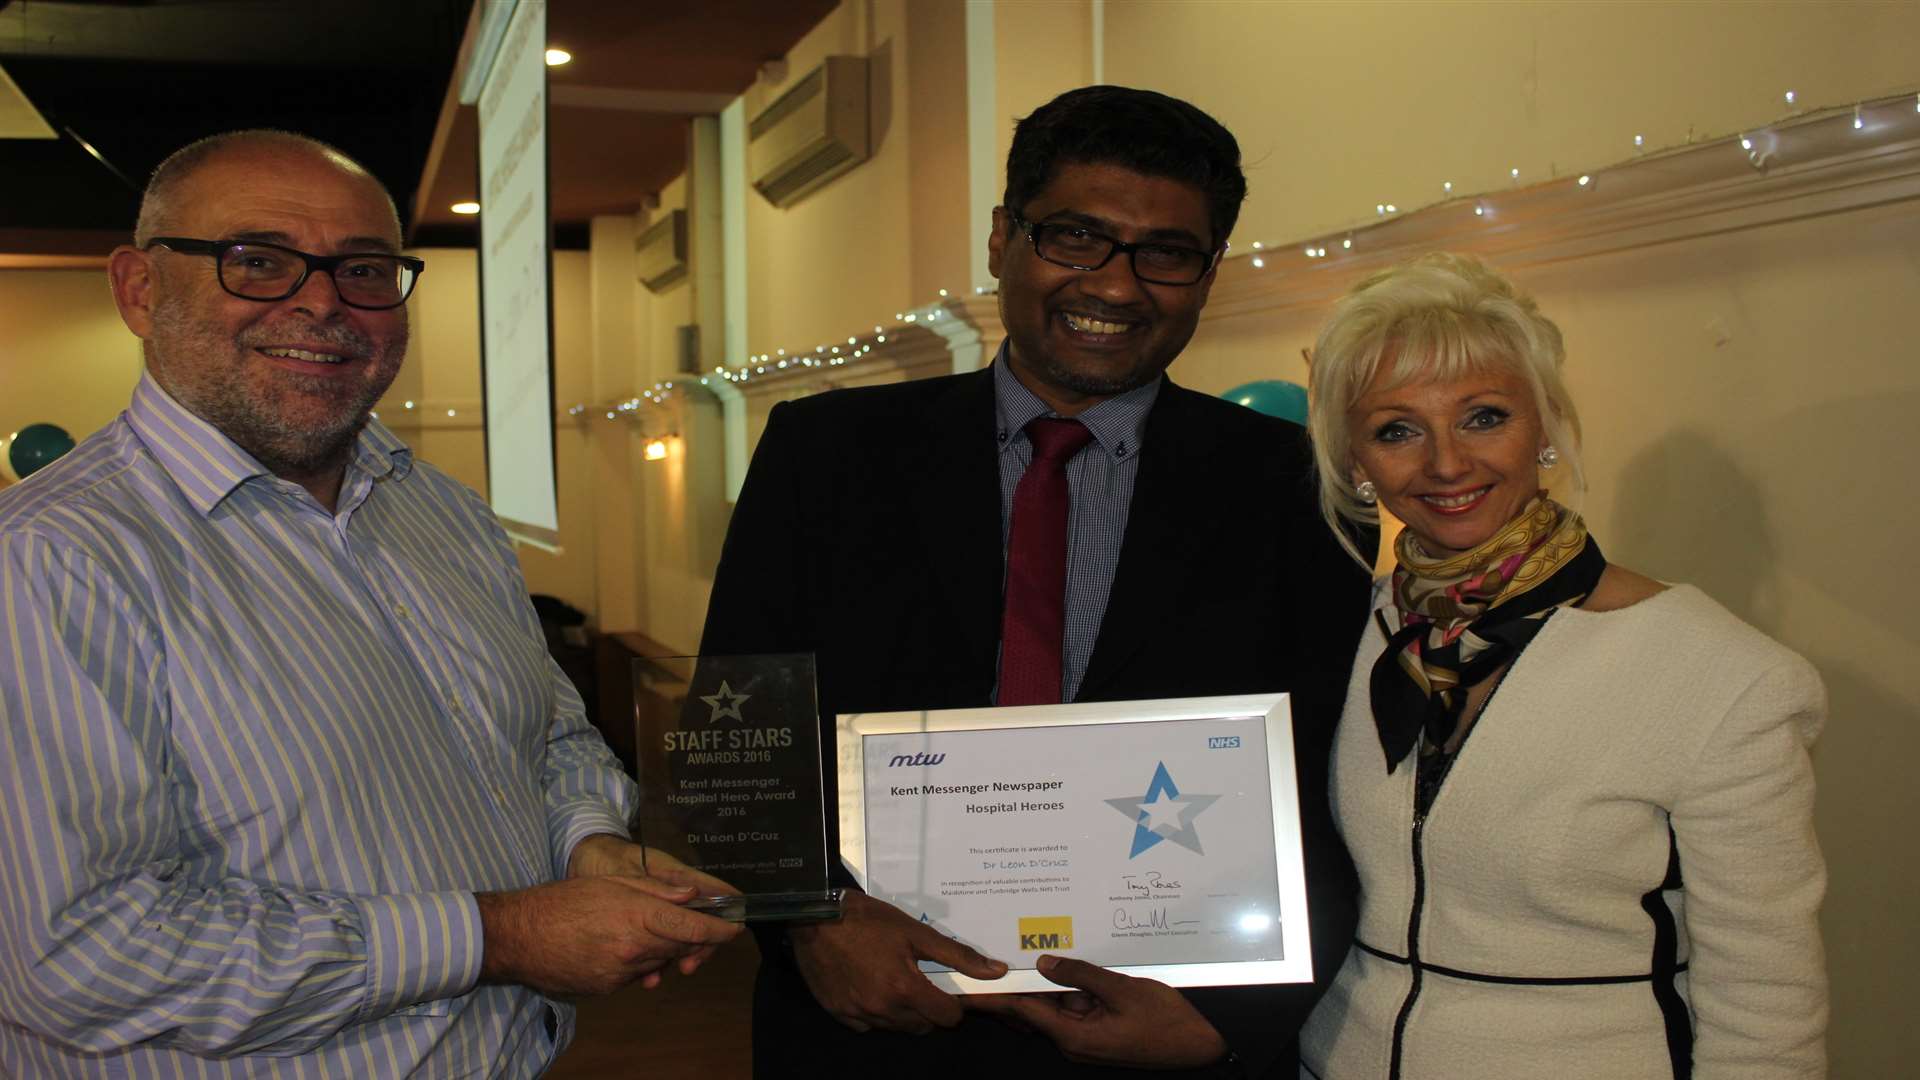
738, 0, 1005, 334
626, 174, 730, 651
1103, 0, 1920, 249
0, 268, 141, 494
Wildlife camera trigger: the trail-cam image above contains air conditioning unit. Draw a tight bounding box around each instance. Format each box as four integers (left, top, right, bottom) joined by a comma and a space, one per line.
749, 56, 871, 208
635, 209, 687, 292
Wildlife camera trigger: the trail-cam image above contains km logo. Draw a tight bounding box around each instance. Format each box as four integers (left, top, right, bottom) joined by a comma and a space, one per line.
1017, 915, 1074, 951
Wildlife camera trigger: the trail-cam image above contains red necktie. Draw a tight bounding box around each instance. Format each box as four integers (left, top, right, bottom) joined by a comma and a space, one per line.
999, 417, 1093, 705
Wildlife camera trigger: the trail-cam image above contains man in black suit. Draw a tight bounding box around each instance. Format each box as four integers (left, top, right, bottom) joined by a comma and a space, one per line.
700, 85, 1372, 1077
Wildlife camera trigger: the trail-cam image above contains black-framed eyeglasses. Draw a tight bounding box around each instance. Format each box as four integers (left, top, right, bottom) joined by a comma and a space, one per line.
1003, 209, 1219, 286
146, 237, 425, 310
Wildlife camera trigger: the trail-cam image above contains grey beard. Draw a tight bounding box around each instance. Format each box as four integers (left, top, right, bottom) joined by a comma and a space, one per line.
202, 391, 369, 477
145, 305, 398, 481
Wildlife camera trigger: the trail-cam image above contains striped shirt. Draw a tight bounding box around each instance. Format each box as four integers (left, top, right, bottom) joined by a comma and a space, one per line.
0, 373, 637, 1078
992, 345, 1159, 703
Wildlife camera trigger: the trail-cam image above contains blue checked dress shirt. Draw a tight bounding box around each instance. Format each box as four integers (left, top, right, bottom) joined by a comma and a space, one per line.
0, 373, 638, 1078
992, 344, 1159, 703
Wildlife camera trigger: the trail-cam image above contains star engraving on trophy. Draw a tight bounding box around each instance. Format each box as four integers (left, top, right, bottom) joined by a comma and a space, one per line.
699, 681, 750, 723
1104, 761, 1221, 858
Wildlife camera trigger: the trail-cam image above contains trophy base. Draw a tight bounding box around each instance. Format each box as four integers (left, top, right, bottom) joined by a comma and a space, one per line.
688, 889, 846, 924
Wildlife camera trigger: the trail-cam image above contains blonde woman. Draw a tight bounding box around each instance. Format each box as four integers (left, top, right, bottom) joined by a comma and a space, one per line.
961, 253, 1825, 1079
1295, 252, 1827, 1078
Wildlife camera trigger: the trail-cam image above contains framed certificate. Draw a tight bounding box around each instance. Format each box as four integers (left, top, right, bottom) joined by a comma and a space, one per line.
837, 694, 1312, 993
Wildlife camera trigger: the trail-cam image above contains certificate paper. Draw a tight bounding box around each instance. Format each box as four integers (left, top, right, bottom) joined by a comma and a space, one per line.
838, 695, 1313, 993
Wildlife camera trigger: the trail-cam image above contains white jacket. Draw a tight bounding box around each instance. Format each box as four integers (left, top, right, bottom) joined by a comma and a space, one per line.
1301, 584, 1827, 1079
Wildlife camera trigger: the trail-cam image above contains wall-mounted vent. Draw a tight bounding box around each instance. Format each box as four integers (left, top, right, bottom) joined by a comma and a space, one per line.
675, 323, 700, 375
635, 208, 687, 293
748, 56, 870, 208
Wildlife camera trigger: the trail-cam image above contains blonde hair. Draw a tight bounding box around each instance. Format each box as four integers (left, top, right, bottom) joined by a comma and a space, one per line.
1307, 252, 1583, 567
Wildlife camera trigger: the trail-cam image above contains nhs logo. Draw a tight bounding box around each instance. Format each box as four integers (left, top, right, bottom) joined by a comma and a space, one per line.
888, 751, 945, 767
1207, 736, 1241, 750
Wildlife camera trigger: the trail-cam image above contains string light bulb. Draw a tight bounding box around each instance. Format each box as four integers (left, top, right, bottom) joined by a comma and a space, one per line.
1251, 256, 1265, 268
1442, 181, 1452, 194
1634, 134, 1644, 148
1577, 174, 1592, 187
1853, 105, 1863, 130
1784, 90, 1796, 106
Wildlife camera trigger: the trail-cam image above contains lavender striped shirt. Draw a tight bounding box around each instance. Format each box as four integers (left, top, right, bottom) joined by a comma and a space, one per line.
0, 373, 637, 1077
992, 346, 1159, 703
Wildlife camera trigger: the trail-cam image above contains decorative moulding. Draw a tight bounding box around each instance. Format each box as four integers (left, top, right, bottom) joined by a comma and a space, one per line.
1205, 95, 1920, 322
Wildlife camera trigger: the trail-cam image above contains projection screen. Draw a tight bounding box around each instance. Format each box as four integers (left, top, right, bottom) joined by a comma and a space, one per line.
475, 0, 558, 548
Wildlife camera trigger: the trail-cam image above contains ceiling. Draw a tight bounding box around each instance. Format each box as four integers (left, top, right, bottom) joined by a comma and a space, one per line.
0, 0, 839, 259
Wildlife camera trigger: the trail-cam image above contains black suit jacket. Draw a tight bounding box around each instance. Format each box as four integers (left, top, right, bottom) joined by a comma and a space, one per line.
700, 364, 1373, 1078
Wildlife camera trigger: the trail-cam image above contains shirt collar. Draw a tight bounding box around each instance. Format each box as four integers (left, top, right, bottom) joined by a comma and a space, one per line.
990, 340, 1159, 461
125, 371, 413, 517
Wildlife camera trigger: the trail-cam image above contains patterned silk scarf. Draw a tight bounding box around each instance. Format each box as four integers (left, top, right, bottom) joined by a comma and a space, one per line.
1370, 494, 1605, 772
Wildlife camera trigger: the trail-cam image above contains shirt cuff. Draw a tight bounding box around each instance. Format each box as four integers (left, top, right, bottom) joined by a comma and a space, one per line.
550, 801, 634, 880
348, 890, 486, 1024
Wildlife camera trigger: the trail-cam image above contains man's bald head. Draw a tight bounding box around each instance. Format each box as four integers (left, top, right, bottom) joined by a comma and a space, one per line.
133, 129, 402, 247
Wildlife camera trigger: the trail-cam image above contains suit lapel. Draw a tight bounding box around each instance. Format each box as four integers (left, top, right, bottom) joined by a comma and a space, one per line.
908, 367, 1005, 665
1078, 382, 1211, 699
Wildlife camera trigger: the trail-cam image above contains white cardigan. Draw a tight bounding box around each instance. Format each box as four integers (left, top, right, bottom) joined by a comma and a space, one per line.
1300, 584, 1827, 1079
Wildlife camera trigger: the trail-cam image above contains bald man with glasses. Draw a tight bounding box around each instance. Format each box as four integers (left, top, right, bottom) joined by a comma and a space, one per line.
0, 130, 740, 1076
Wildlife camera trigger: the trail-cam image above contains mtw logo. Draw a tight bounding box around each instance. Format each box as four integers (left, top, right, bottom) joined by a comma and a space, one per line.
888, 751, 945, 767
1017, 916, 1074, 950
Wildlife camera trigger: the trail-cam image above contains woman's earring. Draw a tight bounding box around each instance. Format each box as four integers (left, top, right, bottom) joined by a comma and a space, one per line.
1537, 445, 1560, 469
1355, 479, 1378, 503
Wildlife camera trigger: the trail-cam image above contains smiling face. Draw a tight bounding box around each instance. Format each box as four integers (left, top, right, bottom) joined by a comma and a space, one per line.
112, 143, 409, 480
1347, 361, 1548, 558
988, 162, 1217, 415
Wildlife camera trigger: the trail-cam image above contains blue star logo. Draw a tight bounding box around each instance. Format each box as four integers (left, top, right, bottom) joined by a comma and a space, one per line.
1104, 761, 1221, 859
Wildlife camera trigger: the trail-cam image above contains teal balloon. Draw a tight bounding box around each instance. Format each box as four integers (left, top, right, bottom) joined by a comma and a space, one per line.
1221, 380, 1308, 425
6, 423, 76, 481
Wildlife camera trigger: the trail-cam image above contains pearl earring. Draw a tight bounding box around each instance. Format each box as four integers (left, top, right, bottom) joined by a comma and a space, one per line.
1355, 479, 1377, 503
1537, 445, 1560, 469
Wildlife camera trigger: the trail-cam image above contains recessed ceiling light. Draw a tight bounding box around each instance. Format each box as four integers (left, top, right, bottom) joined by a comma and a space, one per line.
451, 201, 480, 215
545, 48, 572, 67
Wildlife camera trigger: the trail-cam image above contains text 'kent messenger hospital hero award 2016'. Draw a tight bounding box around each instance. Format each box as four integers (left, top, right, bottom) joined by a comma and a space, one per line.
632, 653, 843, 922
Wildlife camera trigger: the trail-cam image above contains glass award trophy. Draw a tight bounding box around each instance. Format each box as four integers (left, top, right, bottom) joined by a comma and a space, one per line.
631, 652, 843, 922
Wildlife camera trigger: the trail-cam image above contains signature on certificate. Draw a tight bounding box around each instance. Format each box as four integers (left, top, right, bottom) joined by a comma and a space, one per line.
1111, 906, 1201, 931
1119, 871, 1182, 893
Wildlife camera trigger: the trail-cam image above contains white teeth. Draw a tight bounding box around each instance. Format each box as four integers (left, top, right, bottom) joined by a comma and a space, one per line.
1064, 313, 1131, 335
261, 347, 345, 364
1423, 488, 1488, 508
